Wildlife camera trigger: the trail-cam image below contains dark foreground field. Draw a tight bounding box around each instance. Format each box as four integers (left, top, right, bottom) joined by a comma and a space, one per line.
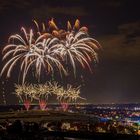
0, 110, 99, 123
0, 110, 139, 140
0, 130, 139, 140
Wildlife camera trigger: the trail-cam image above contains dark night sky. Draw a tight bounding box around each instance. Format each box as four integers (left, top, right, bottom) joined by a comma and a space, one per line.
0, 0, 140, 104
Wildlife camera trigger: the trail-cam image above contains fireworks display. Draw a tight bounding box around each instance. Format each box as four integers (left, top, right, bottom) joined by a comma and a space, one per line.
14, 84, 33, 110
1, 19, 100, 83
14, 82, 84, 110
1, 19, 101, 109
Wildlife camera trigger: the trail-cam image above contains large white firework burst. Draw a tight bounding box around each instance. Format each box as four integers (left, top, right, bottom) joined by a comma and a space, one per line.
1, 19, 101, 83
1, 28, 67, 83
33, 19, 101, 75
59, 31, 99, 75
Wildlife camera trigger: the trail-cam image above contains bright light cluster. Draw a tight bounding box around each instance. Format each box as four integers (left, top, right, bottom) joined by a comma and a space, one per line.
14, 82, 85, 103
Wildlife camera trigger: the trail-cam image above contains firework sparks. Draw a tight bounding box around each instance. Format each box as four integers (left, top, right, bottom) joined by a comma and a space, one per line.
35, 83, 52, 110
49, 83, 84, 103
64, 85, 86, 103
1, 27, 67, 83
14, 81, 85, 111
14, 84, 33, 110
59, 31, 99, 75
1, 19, 101, 85
15, 83, 52, 110
33, 19, 101, 76
52, 83, 85, 111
